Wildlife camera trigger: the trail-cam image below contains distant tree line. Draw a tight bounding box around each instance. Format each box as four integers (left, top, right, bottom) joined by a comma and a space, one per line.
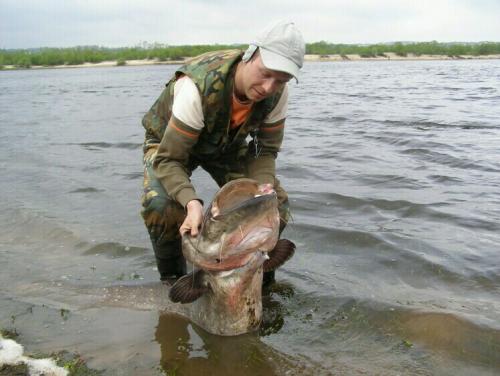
306, 41, 500, 57
0, 44, 246, 68
1, 41, 499, 68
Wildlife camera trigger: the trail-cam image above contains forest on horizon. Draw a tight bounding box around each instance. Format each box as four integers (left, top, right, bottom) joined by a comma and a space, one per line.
1, 41, 499, 68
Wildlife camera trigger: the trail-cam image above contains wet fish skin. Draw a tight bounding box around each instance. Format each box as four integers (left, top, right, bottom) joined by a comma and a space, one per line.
169, 178, 295, 336
180, 252, 268, 335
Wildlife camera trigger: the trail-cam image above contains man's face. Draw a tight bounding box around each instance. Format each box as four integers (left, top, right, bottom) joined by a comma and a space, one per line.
240, 53, 292, 102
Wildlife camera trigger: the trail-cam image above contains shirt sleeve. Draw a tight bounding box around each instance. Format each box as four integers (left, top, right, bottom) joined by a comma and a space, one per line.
152, 77, 205, 207
172, 76, 205, 130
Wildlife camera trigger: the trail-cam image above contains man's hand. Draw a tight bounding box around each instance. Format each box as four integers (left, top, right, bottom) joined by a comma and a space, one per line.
180, 199, 204, 236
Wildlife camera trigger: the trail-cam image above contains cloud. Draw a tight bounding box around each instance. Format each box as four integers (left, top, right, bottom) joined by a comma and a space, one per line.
1, 0, 499, 48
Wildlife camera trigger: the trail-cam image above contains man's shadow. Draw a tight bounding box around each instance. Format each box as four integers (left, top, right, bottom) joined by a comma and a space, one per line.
155, 281, 296, 375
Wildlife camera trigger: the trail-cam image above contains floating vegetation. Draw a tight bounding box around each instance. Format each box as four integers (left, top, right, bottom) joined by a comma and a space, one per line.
402, 339, 414, 348
115, 271, 143, 281
60, 308, 70, 321
0, 328, 19, 340
54, 351, 104, 376
0, 334, 104, 376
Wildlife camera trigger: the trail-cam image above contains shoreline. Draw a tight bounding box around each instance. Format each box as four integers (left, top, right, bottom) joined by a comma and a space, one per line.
305, 52, 500, 61
0, 58, 184, 71
2, 53, 500, 71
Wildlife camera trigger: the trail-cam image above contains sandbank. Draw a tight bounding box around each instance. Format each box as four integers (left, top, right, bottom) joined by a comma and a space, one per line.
304, 52, 500, 61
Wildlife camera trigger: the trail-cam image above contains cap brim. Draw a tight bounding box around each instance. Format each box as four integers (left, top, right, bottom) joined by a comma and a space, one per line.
259, 48, 299, 83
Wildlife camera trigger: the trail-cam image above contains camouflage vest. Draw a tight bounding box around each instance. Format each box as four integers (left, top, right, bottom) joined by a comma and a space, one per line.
144, 49, 283, 158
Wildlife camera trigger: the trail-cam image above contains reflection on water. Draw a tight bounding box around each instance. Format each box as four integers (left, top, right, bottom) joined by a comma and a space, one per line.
155, 284, 304, 376
155, 315, 292, 376
154, 282, 500, 375
386, 311, 500, 367
155, 314, 277, 375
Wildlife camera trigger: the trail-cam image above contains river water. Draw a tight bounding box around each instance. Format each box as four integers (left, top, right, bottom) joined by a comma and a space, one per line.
1, 59, 499, 375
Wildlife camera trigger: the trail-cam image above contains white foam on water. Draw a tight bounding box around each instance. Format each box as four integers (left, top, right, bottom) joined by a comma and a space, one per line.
0, 335, 68, 376
0, 337, 24, 365
25, 357, 68, 376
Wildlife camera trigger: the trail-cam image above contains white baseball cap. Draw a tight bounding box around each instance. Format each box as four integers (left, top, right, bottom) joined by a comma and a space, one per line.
245, 21, 305, 82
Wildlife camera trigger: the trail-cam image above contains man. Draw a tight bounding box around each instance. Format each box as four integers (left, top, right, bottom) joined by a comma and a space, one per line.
141, 21, 305, 285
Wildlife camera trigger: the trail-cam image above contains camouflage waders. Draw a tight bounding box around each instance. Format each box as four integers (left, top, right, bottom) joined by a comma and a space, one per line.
141, 146, 290, 281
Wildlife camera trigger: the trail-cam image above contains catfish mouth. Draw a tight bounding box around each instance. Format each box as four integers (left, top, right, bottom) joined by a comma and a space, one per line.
184, 180, 280, 272
192, 251, 257, 272
209, 178, 275, 218
211, 193, 276, 220
214, 251, 268, 277
185, 201, 278, 271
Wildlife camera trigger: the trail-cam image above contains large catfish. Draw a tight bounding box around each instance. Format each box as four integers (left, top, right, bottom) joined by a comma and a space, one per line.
169, 178, 295, 336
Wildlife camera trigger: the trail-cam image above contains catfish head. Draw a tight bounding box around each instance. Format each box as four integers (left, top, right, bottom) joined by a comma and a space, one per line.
182, 178, 280, 271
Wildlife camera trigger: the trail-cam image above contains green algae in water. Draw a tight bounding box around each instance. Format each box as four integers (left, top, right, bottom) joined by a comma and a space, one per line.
0, 328, 20, 339
54, 351, 104, 376
0, 363, 29, 376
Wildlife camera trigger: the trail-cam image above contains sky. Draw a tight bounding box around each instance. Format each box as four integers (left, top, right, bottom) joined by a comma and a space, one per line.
1, 0, 500, 49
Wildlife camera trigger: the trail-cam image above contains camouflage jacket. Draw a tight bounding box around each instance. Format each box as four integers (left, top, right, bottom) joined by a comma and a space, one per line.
142, 50, 286, 207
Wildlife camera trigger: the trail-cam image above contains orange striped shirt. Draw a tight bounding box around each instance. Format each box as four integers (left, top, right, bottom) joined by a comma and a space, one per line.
230, 93, 253, 129
169, 119, 199, 139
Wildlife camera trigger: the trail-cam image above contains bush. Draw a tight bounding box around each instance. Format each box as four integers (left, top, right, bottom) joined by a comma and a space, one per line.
1, 41, 499, 69
16, 56, 31, 68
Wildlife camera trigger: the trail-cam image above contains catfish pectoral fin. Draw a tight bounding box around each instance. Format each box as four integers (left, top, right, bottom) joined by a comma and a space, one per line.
263, 239, 296, 272
169, 270, 209, 304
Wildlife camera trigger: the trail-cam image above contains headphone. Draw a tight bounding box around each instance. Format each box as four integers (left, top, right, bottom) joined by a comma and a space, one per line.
242, 45, 258, 62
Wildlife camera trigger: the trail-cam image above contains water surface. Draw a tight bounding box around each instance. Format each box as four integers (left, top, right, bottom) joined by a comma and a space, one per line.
1, 59, 499, 375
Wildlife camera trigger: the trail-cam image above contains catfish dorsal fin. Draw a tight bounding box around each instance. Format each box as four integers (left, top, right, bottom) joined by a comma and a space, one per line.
263, 239, 296, 272
169, 270, 209, 304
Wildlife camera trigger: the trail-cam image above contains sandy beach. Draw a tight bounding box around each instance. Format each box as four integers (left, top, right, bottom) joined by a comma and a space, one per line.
2, 53, 500, 70
0, 58, 184, 70
304, 52, 500, 61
